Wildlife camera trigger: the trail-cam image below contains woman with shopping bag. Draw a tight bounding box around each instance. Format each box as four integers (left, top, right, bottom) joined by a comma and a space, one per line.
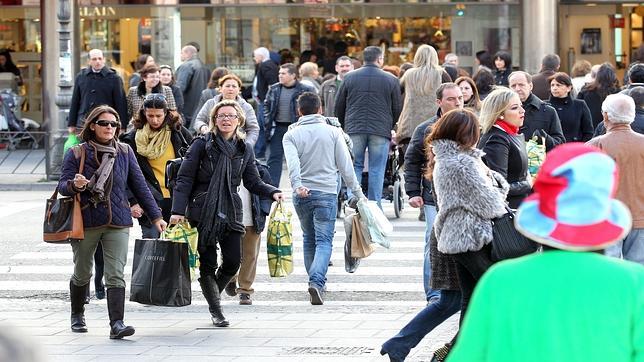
170, 100, 284, 327
58, 105, 167, 339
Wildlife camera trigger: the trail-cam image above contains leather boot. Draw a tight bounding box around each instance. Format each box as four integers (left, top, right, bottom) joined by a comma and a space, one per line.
70, 280, 89, 333
215, 270, 235, 294
106, 287, 135, 339
199, 275, 229, 327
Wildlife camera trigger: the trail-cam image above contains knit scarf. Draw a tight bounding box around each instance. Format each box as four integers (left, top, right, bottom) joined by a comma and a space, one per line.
135, 123, 172, 160
494, 119, 519, 135
86, 140, 117, 207
199, 133, 245, 247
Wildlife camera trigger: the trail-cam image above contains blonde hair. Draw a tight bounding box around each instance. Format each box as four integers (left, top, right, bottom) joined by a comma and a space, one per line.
299, 62, 318, 78
479, 88, 518, 134
400, 44, 442, 96
209, 99, 246, 140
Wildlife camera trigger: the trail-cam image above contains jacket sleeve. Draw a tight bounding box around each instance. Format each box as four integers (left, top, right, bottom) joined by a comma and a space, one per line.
164, 86, 176, 110
243, 102, 260, 147
113, 76, 129, 129
391, 80, 403, 130
126, 88, 135, 124
282, 131, 302, 189
480, 134, 530, 197
593, 122, 607, 137
263, 87, 275, 130
192, 100, 212, 133
176, 65, 192, 94
173, 85, 185, 115
171, 138, 205, 215
334, 81, 347, 127
242, 150, 279, 198
403, 123, 427, 198
544, 107, 565, 149
58, 147, 81, 196
68, 74, 81, 127
125, 144, 162, 221
579, 102, 594, 142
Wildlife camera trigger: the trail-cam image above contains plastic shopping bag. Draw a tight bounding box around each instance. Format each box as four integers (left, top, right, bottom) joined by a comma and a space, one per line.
266, 201, 293, 277
356, 199, 392, 248
63, 134, 80, 157
162, 222, 200, 281
526, 136, 546, 179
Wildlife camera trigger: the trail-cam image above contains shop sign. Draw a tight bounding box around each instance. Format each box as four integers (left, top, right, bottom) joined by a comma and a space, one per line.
609, 16, 625, 29
79, 6, 116, 18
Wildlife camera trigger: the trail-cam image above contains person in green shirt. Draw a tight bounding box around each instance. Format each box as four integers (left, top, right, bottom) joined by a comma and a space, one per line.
448, 142, 644, 362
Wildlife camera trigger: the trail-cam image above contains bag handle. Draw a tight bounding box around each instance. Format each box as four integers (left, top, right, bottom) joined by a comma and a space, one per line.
50, 144, 87, 200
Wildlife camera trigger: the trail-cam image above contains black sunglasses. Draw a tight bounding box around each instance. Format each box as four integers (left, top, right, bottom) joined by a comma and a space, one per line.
144, 93, 166, 102
95, 120, 119, 128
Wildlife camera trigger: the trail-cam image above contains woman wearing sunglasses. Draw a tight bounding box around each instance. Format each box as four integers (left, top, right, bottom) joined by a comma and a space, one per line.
126, 64, 176, 126
120, 94, 192, 238
58, 105, 167, 339
170, 100, 284, 327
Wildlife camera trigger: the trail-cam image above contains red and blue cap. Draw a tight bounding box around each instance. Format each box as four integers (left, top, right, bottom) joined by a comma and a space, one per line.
515, 143, 632, 251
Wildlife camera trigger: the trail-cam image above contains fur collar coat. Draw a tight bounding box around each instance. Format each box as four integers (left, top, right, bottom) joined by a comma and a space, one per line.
432, 139, 509, 254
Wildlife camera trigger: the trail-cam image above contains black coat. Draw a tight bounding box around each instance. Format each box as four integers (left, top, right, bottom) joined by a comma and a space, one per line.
403, 114, 439, 206
334, 63, 402, 139
170, 134, 278, 226
478, 126, 531, 209
169, 84, 185, 118
547, 94, 594, 142
520, 93, 565, 151
494, 68, 511, 87
577, 86, 620, 128
68, 67, 128, 128
256, 61, 279, 102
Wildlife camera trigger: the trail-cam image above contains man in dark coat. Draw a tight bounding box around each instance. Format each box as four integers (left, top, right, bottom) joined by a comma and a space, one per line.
509, 71, 565, 151
68, 49, 128, 133
334, 46, 402, 207
531, 54, 560, 100
252, 46, 279, 159
175, 45, 210, 128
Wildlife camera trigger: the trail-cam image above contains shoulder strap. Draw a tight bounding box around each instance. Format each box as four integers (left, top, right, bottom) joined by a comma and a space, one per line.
71, 144, 86, 174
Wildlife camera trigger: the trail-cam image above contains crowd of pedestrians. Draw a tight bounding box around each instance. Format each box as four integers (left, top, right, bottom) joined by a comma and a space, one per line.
59, 41, 644, 361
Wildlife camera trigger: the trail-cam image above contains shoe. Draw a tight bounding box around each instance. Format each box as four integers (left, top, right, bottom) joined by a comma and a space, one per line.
239, 293, 252, 305
380, 348, 403, 362
328, 260, 334, 267
96, 289, 106, 300
224, 280, 237, 297
110, 320, 135, 339
308, 286, 324, 305
431, 343, 452, 362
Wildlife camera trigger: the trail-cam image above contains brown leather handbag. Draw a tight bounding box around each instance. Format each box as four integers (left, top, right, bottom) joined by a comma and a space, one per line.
43, 146, 86, 243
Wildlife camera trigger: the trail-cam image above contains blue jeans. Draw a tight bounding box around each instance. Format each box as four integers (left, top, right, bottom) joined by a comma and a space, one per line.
293, 190, 337, 288
254, 101, 267, 159
381, 289, 461, 360
606, 228, 644, 265
423, 205, 440, 302
350, 134, 390, 207
267, 123, 289, 187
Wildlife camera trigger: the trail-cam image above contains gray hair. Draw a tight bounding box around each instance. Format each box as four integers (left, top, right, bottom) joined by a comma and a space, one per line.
602, 93, 635, 125
254, 47, 270, 61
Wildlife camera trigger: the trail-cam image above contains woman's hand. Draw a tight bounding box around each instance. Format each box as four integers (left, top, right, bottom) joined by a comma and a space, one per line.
153, 219, 167, 233
73, 173, 89, 190
169, 214, 185, 225
273, 192, 285, 202
130, 204, 144, 218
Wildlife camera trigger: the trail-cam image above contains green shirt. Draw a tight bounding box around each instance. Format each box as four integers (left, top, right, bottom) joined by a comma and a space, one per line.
448, 251, 644, 362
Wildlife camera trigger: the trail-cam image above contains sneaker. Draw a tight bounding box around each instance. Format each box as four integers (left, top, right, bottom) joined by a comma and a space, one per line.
239, 293, 252, 305
308, 286, 324, 305
224, 281, 237, 297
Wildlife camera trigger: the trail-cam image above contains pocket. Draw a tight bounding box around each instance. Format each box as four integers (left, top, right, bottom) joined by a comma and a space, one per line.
186, 192, 208, 222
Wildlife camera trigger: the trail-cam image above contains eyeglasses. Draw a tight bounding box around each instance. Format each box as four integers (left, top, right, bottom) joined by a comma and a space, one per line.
144, 93, 166, 102
215, 114, 238, 120
95, 120, 119, 128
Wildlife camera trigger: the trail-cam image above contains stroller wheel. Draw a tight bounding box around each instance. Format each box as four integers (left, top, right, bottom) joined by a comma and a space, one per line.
393, 180, 403, 218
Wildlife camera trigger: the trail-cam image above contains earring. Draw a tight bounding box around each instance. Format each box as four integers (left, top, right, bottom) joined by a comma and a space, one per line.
500, 116, 504, 120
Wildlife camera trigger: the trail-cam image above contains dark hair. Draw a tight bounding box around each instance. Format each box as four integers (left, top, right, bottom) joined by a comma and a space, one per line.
208, 67, 230, 89
134, 54, 152, 72
139, 64, 160, 79
494, 51, 512, 70
297, 92, 321, 116
79, 105, 121, 142
629, 86, 644, 109
628, 63, 644, 84
280, 63, 297, 76
423, 109, 481, 180
0, 49, 19, 73
218, 73, 242, 88
585, 63, 619, 99
474, 69, 495, 95
336, 55, 352, 65
541, 54, 560, 71
159, 65, 175, 86
300, 50, 313, 64
399, 62, 414, 78
132, 94, 182, 131
363, 46, 383, 63
548, 72, 573, 87
475, 50, 494, 69
136, 65, 162, 97
436, 82, 459, 100
443, 65, 457, 82
455, 76, 481, 110
634, 44, 644, 63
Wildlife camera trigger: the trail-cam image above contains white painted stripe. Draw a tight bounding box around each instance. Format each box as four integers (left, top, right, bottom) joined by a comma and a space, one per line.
0, 201, 42, 218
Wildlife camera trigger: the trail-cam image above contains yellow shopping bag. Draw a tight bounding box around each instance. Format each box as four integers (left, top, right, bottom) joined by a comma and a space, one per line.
163, 222, 200, 280
266, 201, 293, 277
526, 136, 546, 179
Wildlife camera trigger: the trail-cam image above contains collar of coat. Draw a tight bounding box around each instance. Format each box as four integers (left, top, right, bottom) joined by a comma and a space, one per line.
523, 93, 543, 110
82, 66, 114, 77
431, 139, 484, 160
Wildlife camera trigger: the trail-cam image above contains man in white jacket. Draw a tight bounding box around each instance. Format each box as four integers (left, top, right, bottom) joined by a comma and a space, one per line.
283, 92, 365, 305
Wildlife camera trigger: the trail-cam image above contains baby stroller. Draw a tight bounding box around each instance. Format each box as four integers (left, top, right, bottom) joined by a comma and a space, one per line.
0, 89, 39, 151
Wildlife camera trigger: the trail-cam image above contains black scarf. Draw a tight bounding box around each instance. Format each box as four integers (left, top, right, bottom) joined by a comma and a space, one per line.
199, 133, 245, 247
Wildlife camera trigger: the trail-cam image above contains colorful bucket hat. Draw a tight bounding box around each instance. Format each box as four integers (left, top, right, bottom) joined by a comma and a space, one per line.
515, 143, 632, 251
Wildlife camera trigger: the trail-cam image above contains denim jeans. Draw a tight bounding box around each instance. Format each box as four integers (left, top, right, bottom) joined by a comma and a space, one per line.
254, 101, 267, 159
350, 134, 390, 207
293, 190, 337, 288
423, 205, 440, 301
606, 228, 644, 265
381, 289, 461, 361
267, 124, 290, 187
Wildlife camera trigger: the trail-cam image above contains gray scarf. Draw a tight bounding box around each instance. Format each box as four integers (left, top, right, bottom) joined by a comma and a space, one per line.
87, 140, 117, 206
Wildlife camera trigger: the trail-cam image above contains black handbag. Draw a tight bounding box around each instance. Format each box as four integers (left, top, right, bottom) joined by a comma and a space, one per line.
491, 206, 538, 261
164, 130, 189, 194
43, 147, 86, 244
130, 238, 191, 307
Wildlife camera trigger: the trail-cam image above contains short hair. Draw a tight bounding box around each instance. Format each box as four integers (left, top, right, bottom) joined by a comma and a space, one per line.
79, 105, 121, 142
473, 68, 495, 95
509, 71, 532, 84
280, 63, 297, 76
182, 45, 197, 56
297, 92, 321, 116
479, 88, 518, 134
186, 41, 200, 52
444, 53, 458, 63
602, 93, 635, 124
494, 51, 512, 69
134, 54, 152, 72
363, 46, 383, 63
299, 62, 318, 78
209, 99, 246, 139
571, 60, 592, 78
208, 67, 230, 89
541, 54, 561, 71
628, 63, 644, 84
548, 72, 573, 87
253, 47, 270, 60
336, 55, 352, 65
139, 64, 160, 79
475, 50, 494, 69
218, 73, 242, 88
629, 86, 644, 108
436, 82, 459, 100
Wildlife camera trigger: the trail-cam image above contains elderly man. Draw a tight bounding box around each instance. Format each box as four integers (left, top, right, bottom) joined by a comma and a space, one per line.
252, 46, 279, 159
531, 54, 560, 100
175, 45, 209, 128
594, 86, 644, 136
587, 93, 644, 265
509, 71, 565, 150
320, 56, 353, 117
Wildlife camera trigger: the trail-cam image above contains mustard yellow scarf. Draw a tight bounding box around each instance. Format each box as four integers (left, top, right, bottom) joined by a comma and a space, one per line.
135, 123, 172, 160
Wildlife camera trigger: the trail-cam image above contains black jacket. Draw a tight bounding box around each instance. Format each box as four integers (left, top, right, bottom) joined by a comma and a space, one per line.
494, 68, 511, 87
594, 108, 644, 137
68, 67, 128, 128
577, 86, 620, 128
403, 114, 439, 206
263, 81, 314, 136
334, 63, 402, 139
547, 94, 594, 142
171, 134, 278, 226
478, 126, 531, 209
256, 60, 279, 101
520, 93, 565, 151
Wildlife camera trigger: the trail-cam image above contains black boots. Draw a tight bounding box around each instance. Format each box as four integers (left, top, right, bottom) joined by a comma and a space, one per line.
199, 274, 229, 327
70, 281, 89, 333
107, 287, 135, 339
215, 270, 235, 294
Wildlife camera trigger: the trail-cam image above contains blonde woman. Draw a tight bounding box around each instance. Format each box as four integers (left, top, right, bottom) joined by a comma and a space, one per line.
396, 44, 451, 145
299, 62, 321, 93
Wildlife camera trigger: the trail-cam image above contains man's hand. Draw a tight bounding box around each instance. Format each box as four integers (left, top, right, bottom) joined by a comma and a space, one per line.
153, 219, 167, 233
130, 204, 144, 218
408, 196, 424, 208
296, 186, 310, 198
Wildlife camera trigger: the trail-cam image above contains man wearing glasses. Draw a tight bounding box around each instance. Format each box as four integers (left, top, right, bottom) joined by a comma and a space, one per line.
68, 49, 128, 133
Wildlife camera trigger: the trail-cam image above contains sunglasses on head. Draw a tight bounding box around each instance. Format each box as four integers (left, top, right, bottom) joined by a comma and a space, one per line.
144, 93, 166, 102
95, 120, 119, 128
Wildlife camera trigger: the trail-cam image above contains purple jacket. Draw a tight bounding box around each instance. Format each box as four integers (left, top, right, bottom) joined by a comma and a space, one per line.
58, 142, 161, 229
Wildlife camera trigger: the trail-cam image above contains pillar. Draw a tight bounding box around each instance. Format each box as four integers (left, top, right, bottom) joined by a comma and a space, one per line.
521, 0, 558, 74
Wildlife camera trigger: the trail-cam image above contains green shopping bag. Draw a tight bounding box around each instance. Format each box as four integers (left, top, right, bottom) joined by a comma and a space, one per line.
63, 134, 80, 158
162, 222, 200, 280
526, 136, 546, 179
266, 201, 293, 277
